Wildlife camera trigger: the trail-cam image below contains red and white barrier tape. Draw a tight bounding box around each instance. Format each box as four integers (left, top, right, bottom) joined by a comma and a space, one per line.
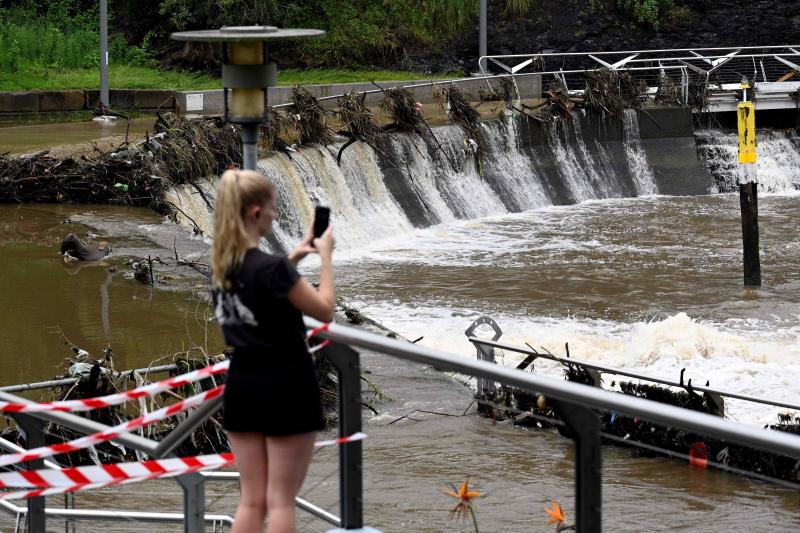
0, 360, 230, 414
0, 386, 224, 467
0, 432, 366, 500
0, 453, 234, 501
2, 322, 332, 414
0, 322, 335, 467
307, 323, 332, 353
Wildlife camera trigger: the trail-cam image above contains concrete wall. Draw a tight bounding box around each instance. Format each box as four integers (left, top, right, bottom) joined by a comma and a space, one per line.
514, 107, 711, 196
175, 76, 543, 115
0, 89, 177, 119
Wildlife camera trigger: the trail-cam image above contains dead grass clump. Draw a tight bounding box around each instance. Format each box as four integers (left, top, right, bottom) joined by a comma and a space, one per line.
584, 70, 644, 116
289, 85, 334, 146
379, 87, 428, 136
438, 84, 486, 173
655, 74, 683, 106
479, 76, 515, 102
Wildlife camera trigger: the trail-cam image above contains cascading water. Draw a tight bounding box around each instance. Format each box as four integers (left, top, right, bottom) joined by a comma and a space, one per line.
166, 114, 664, 252
696, 128, 800, 193
622, 109, 658, 195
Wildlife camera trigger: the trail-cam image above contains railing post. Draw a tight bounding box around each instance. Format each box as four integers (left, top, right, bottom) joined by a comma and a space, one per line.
464, 316, 503, 396
322, 342, 364, 530
550, 400, 602, 533
10, 414, 46, 533
176, 472, 206, 533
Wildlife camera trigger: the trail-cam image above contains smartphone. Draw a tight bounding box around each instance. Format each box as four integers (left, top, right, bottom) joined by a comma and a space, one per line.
313, 206, 330, 241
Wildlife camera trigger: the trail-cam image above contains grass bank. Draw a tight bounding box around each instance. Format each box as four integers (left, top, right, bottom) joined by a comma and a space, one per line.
1, 66, 456, 92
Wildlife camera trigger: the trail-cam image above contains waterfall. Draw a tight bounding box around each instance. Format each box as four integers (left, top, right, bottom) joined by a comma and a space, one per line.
622, 109, 658, 196
166, 113, 678, 253
695, 129, 800, 193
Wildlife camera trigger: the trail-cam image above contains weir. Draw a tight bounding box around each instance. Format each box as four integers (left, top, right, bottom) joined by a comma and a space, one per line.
167, 108, 711, 252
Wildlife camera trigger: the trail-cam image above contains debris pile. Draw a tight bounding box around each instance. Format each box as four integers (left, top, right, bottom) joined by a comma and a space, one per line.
379, 87, 429, 136
288, 85, 334, 146
654, 74, 683, 106
334, 91, 384, 164
438, 85, 486, 173
478, 77, 515, 103
0, 113, 240, 217
584, 69, 645, 116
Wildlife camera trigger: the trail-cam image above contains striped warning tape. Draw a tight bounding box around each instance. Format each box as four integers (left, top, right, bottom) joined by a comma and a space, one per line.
1, 322, 332, 414
0, 322, 335, 467
0, 386, 224, 467
0, 360, 230, 414
0, 432, 366, 500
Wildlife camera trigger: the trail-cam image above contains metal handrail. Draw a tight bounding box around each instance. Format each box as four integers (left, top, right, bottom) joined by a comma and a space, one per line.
468, 337, 800, 412
0, 363, 180, 393
304, 318, 800, 459
481, 44, 800, 58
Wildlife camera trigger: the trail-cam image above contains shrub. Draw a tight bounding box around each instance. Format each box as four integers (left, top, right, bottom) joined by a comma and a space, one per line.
617, 0, 675, 30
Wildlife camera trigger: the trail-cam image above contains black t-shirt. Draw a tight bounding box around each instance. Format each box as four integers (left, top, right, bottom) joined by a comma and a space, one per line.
212, 249, 306, 355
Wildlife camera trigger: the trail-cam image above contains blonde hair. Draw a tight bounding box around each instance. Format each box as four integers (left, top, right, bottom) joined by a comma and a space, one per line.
211, 169, 276, 288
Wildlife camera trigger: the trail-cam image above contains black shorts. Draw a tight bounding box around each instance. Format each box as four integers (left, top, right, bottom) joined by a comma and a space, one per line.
222, 347, 325, 436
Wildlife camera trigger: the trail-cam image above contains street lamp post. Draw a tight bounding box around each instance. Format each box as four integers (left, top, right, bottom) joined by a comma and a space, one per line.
99, 0, 109, 106
171, 26, 325, 171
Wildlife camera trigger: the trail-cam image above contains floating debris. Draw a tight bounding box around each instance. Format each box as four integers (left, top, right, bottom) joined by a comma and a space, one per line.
474, 345, 800, 484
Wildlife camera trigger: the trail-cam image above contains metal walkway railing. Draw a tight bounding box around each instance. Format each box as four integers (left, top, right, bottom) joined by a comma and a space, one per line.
479, 45, 800, 112
3, 318, 800, 532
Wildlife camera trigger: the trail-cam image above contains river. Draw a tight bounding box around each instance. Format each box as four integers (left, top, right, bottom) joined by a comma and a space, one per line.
1, 115, 799, 530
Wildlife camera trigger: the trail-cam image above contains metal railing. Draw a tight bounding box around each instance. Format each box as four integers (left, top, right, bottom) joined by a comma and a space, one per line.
478, 45, 800, 112
3, 318, 800, 532
467, 335, 800, 413
302, 318, 800, 532
480, 45, 800, 83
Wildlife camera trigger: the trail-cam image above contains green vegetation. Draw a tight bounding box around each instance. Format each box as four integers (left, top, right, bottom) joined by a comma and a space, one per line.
0, 65, 218, 91
0, 3, 152, 72
0, 0, 695, 94
617, 0, 676, 30
0, 2, 462, 92
0, 65, 454, 92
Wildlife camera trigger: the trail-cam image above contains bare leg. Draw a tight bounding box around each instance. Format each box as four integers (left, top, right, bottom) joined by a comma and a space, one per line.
265, 432, 316, 533
229, 431, 268, 533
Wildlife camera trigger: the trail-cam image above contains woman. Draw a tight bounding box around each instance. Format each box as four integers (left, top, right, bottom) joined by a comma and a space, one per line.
210, 169, 335, 533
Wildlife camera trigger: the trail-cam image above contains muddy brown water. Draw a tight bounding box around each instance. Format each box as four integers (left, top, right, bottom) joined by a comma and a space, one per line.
0, 118, 157, 155
0, 204, 224, 388
0, 200, 798, 532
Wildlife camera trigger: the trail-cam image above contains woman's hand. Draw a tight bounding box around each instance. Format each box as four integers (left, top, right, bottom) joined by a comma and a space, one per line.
288, 222, 316, 264
313, 226, 335, 260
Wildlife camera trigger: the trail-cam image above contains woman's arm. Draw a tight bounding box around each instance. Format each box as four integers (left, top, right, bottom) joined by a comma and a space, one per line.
287, 227, 335, 322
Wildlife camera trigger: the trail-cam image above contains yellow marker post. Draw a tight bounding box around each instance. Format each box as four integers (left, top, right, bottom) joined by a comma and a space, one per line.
737, 79, 761, 286
737, 101, 757, 164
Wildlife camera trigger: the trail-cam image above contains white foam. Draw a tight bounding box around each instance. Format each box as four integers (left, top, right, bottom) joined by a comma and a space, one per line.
347, 300, 800, 426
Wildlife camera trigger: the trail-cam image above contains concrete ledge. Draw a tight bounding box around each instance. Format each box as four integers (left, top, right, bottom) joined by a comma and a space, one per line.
38, 90, 85, 112
0, 92, 39, 113
133, 89, 176, 109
